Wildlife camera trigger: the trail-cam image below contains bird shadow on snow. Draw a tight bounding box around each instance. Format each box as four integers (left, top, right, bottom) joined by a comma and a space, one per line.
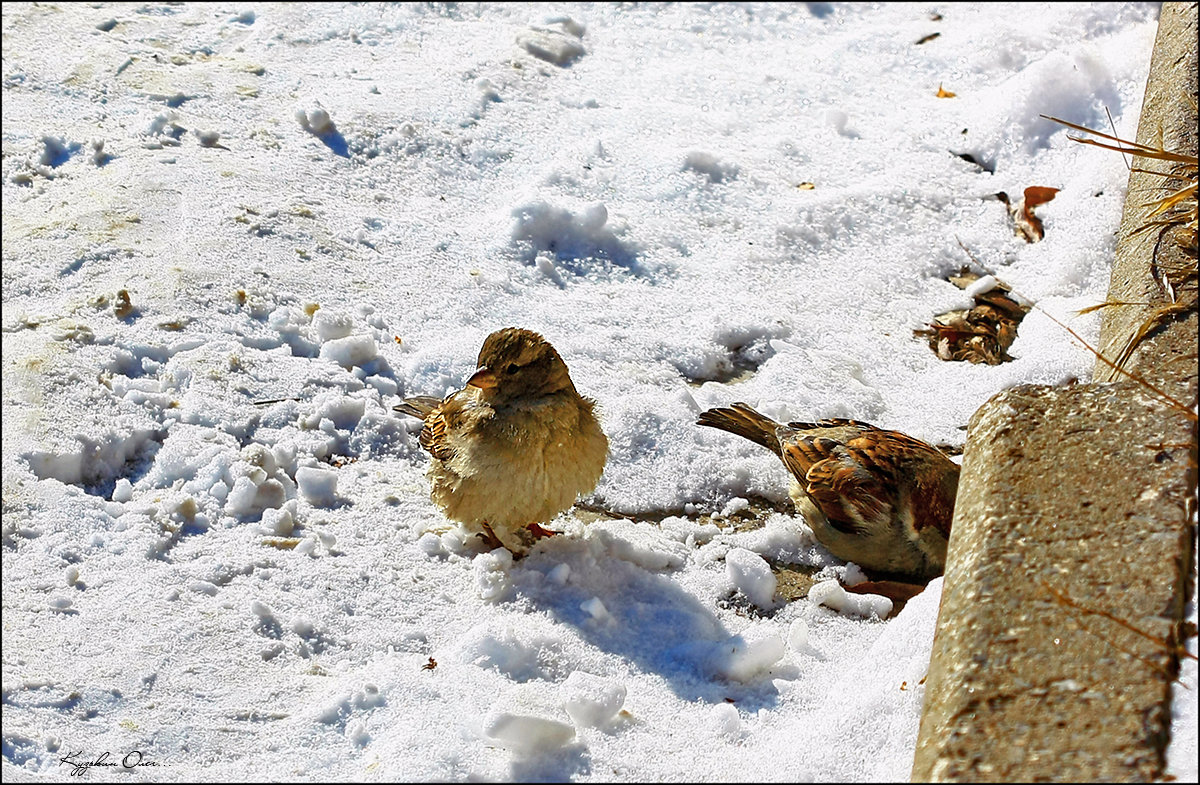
515, 537, 788, 712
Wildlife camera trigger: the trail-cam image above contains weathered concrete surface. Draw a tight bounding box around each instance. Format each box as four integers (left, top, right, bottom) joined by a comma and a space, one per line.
912, 384, 1195, 782
1096, 0, 1198, 404
913, 3, 1198, 781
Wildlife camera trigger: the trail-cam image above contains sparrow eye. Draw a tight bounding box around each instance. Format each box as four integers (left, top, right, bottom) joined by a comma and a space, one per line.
505, 363, 519, 375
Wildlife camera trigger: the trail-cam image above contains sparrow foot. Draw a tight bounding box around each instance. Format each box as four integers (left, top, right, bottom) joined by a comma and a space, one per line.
477, 522, 504, 550
525, 522, 560, 540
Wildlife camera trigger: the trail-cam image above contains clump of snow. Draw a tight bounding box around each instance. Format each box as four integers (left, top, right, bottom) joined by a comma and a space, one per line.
312, 309, 355, 342
259, 505, 295, 536
249, 600, 276, 621
314, 682, 385, 726
720, 496, 751, 518
579, 596, 610, 623
533, 252, 566, 287
560, 671, 626, 728
25, 427, 163, 487
725, 547, 778, 609
143, 112, 187, 145
223, 443, 297, 519
659, 515, 721, 547
298, 392, 368, 433
842, 562, 870, 587
89, 139, 109, 166
39, 136, 74, 168
416, 531, 446, 557
517, 17, 587, 67
787, 618, 809, 652
589, 520, 688, 570
824, 108, 860, 139
546, 562, 570, 585
48, 596, 74, 612
511, 201, 638, 269
189, 580, 218, 596
296, 105, 337, 136
318, 334, 379, 369
484, 712, 576, 756
707, 702, 743, 737
474, 548, 514, 603
708, 624, 787, 683
194, 128, 222, 148
452, 621, 573, 683
683, 150, 739, 184
295, 465, 339, 507
965, 274, 1001, 298
345, 720, 370, 747
111, 477, 134, 503
809, 579, 894, 620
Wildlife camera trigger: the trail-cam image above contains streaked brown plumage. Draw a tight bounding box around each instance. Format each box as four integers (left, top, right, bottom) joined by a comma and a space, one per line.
697, 403, 958, 582
394, 328, 608, 554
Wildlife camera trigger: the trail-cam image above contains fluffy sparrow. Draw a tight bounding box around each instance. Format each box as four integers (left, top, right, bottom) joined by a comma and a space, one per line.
697, 403, 958, 582
394, 328, 609, 555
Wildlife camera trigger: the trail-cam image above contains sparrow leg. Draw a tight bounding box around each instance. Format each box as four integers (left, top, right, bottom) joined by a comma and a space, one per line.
477, 521, 504, 550
525, 522, 560, 540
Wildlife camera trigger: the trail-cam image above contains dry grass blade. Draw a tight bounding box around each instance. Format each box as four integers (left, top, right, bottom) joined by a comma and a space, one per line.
1130, 166, 1200, 186
1042, 112, 1198, 384
1147, 188, 1199, 227
1075, 300, 1153, 316
1065, 135, 1198, 165
1041, 114, 1199, 164
1105, 300, 1197, 376
1035, 303, 1194, 417
1042, 113, 1198, 218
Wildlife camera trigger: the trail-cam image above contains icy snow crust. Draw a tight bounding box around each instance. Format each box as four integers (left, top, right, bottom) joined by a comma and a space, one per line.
3, 2, 1181, 781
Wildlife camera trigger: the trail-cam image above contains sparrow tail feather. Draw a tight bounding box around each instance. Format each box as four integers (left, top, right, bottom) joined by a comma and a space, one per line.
696, 403, 782, 455
394, 396, 441, 419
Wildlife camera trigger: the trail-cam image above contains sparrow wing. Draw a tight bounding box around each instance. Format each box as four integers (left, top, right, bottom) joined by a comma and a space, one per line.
785, 417, 873, 430
844, 429, 959, 539
779, 430, 892, 536
418, 408, 457, 462
394, 395, 460, 462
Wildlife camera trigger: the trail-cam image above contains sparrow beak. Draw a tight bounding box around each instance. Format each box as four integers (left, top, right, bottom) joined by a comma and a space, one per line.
466, 365, 499, 392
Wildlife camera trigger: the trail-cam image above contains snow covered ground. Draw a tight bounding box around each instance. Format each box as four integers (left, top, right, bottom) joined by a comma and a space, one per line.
3, 2, 1193, 781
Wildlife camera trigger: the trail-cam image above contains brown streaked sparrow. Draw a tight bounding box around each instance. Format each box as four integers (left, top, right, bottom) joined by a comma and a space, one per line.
394, 328, 609, 555
697, 403, 958, 582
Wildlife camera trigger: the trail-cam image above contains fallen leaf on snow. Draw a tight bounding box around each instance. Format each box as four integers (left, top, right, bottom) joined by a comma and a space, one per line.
997, 185, 1060, 242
